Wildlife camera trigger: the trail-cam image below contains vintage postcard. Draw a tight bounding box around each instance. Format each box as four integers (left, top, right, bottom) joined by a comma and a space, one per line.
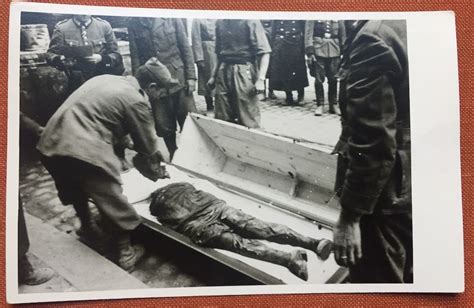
6, 2, 463, 304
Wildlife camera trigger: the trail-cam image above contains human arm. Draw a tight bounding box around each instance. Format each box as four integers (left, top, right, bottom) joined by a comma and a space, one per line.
175, 19, 197, 95
333, 32, 403, 267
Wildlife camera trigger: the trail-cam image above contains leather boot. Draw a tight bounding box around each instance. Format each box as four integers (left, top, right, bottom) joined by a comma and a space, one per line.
18, 254, 54, 286
115, 233, 146, 272
205, 96, 214, 111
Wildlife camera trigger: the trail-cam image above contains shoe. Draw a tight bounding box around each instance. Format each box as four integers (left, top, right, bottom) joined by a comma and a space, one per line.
296, 96, 305, 106
315, 239, 333, 261
268, 92, 277, 100
76, 225, 111, 256
117, 244, 146, 272
287, 250, 309, 281
329, 104, 341, 115
314, 105, 323, 116
284, 96, 295, 106
18, 255, 55, 286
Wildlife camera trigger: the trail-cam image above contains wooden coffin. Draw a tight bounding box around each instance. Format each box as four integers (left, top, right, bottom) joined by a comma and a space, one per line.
122, 113, 345, 285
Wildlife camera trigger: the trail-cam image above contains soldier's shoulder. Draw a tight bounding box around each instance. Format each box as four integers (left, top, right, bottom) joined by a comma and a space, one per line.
92, 17, 112, 27
54, 18, 73, 29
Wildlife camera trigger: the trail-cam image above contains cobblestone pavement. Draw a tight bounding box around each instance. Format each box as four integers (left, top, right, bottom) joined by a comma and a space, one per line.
18, 79, 341, 292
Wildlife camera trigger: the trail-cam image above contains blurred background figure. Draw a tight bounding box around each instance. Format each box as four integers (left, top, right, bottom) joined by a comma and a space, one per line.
128, 17, 197, 161
208, 19, 271, 129
305, 20, 345, 116
192, 19, 217, 113
260, 20, 276, 100
269, 20, 308, 106
47, 15, 124, 94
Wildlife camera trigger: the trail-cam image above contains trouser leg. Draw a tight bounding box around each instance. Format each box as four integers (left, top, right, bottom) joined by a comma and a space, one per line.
314, 57, 326, 106
349, 213, 413, 283
163, 133, 178, 162
205, 95, 214, 110
18, 197, 30, 258
214, 64, 237, 123
221, 206, 326, 254
207, 231, 308, 280
327, 57, 341, 108
232, 64, 261, 128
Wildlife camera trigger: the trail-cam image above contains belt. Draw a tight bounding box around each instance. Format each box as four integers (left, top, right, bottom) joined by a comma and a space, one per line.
222, 59, 252, 65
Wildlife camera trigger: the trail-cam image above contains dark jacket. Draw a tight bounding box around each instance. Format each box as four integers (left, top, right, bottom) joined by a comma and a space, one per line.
47, 17, 124, 78
305, 20, 345, 58
128, 17, 196, 95
336, 20, 411, 215
37, 75, 160, 184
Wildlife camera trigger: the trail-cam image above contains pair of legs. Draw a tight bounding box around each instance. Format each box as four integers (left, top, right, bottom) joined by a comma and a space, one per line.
187, 205, 332, 281
41, 155, 145, 271
313, 56, 341, 115
284, 89, 305, 105
349, 213, 413, 283
18, 197, 54, 285
214, 63, 261, 129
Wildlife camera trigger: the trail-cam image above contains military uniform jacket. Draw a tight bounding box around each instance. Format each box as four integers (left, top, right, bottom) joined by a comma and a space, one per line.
128, 18, 196, 95
304, 20, 345, 58
47, 17, 123, 76
336, 20, 411, 215
37, 75, 160, 184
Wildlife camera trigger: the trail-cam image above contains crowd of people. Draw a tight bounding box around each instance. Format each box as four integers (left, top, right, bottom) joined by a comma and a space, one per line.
19, 15, 412, 285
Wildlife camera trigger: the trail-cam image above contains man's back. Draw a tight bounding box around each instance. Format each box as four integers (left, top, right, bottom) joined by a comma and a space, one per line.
38, 74, 157, 183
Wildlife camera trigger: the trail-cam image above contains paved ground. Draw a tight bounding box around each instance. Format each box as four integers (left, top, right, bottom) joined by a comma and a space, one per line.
18, 79, 341, 293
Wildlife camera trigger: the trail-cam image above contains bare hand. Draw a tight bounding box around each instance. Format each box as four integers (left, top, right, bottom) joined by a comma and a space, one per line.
207, 77, 216, 90
307, 54, 317, 66
186, 79, 196, 95
255, 79, 265, 94
333, 210, 362, 267
83, 54, 102, 64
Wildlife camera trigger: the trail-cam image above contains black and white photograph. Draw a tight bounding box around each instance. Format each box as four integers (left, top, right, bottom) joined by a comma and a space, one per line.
6, 2, 463, 304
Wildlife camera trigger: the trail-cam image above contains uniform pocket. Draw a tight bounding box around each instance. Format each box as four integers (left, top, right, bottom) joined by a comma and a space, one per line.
90, 39, 106, 53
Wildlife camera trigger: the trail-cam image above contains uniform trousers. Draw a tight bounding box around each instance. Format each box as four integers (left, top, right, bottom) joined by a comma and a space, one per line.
41, 155, 141, 231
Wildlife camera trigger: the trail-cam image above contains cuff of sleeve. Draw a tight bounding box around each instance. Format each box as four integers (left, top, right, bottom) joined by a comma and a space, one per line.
339, 187, 378, 215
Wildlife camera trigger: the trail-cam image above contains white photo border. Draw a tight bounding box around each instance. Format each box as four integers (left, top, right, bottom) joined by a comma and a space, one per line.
6, 2, 464, 304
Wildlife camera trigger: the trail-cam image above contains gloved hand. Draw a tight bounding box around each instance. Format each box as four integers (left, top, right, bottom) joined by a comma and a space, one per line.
133, 151, 170, 182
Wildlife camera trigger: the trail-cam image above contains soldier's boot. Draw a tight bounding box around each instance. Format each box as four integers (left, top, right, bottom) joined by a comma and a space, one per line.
284, 91, 294, 106
328, 80, 340, 115
268, 89, 277, 100
249, 247, 308, 281
18, 254, 54, 286
297, 88, 305, 105
205, 96, 214, 111
73, 202, 111, 256
163, 134, 178, 162
115, 233, 146, 272
314, 83, 324, 116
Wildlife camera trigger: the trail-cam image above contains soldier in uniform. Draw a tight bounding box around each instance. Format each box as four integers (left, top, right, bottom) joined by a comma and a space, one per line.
305, 20, 345, 115
269, 20, 308, 105
37, 59, 175, 272
191, 19, 217, 112
332, 20, 412, 283
128, 17, 197, 161
47, 15, 124, 94
208, 19, 271, 129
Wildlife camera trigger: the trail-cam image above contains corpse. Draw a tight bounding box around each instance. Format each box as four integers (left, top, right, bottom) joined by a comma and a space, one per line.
149, 182, 333, 281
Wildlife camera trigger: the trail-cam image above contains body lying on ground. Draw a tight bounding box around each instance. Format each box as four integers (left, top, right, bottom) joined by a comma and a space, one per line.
149, 182, 333, 281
